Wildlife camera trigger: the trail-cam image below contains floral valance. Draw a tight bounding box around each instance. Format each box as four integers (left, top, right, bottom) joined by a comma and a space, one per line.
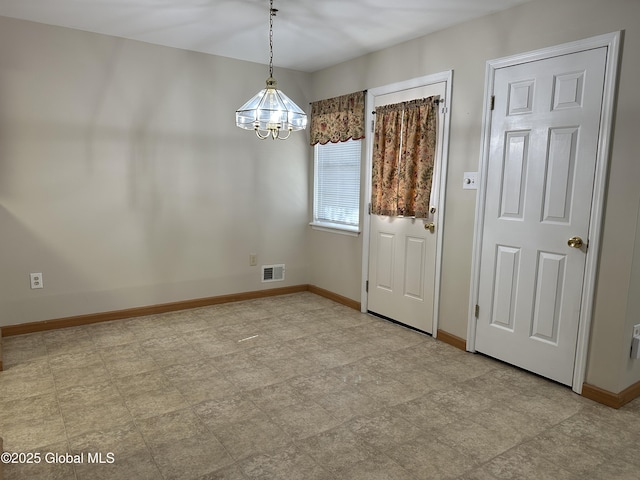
310, 91, 366, 146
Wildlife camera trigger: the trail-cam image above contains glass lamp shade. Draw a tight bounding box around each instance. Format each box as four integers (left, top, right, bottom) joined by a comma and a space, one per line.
236, 77, 307, 139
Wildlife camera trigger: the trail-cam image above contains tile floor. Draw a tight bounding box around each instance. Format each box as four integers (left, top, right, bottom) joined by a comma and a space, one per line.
1, 292, 639, 480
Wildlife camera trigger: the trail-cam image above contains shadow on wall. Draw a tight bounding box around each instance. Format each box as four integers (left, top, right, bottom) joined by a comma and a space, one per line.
0, 37, 262, 298
0, 20, 311, 327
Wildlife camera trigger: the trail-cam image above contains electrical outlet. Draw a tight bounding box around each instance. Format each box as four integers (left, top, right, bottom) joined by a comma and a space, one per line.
30, 272, 43, 289
249, 254, 258, 266
633, 324, 640, 338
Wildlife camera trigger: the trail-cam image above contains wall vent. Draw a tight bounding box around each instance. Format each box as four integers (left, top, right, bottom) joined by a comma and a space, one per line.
262, 264, 285, 282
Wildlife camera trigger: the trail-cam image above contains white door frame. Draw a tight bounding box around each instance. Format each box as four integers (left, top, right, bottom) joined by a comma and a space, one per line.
467, 32, 621, 394
361, 71, 453, 338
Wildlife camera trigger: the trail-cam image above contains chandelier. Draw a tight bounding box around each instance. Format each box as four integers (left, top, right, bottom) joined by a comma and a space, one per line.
235, 0, 308, 140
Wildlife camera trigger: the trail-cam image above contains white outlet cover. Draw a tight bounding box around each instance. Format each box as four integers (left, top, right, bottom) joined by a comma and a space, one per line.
30, 272, 43, 289
463, 172, 478, 190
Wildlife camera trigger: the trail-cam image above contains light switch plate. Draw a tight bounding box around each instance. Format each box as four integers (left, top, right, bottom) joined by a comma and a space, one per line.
463, 172, 478, 190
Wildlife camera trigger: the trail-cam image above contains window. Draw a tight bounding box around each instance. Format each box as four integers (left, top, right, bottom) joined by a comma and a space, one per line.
312, 139, 362, 234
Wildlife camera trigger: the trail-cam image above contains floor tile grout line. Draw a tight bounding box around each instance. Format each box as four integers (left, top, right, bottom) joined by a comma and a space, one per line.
49, 349, 80, 480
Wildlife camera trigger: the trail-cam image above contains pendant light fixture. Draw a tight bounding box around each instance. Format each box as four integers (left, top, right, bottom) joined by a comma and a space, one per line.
235, 0, 307, 140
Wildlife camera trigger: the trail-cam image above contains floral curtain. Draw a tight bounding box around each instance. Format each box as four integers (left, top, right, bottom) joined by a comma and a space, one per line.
371, 96, 438, 218
310, 91, 366, 145
370, 104, 403, 217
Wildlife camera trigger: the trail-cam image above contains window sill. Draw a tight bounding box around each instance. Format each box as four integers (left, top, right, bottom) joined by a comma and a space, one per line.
309, 222, 361, 237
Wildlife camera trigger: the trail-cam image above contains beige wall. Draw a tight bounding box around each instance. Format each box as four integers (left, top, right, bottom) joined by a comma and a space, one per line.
0, 17, 312, 326
309, 0, 640, 393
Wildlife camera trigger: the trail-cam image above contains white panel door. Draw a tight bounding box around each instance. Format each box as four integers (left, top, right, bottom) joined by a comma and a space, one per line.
368, 82, 446, 334
475, 48, 607, 385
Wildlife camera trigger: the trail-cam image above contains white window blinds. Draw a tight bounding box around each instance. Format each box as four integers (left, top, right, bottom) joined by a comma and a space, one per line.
313, 139, 362, 230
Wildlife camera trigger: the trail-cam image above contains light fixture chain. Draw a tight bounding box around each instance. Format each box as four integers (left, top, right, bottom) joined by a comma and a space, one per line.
269, 0, 274, 78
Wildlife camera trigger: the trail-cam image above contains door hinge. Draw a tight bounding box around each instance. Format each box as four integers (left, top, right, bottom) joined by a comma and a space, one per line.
490, 95, 495, 111
365, 280, 369, 293
368, 203, 372, 215
474, 304, 480, 318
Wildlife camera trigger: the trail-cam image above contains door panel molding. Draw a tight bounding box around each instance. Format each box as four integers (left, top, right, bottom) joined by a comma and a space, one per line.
468, 32, 621, 394
361, 71, 453, 338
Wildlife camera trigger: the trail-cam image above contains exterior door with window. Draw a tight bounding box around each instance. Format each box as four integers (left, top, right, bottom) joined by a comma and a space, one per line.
367, 82, 446, 334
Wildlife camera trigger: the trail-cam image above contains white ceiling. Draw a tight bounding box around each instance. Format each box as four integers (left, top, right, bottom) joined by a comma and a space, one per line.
0, 0, 531, 72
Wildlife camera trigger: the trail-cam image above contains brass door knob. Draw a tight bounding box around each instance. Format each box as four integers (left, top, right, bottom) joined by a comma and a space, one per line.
567, 236, 584, 248
424, 222, 435, 233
